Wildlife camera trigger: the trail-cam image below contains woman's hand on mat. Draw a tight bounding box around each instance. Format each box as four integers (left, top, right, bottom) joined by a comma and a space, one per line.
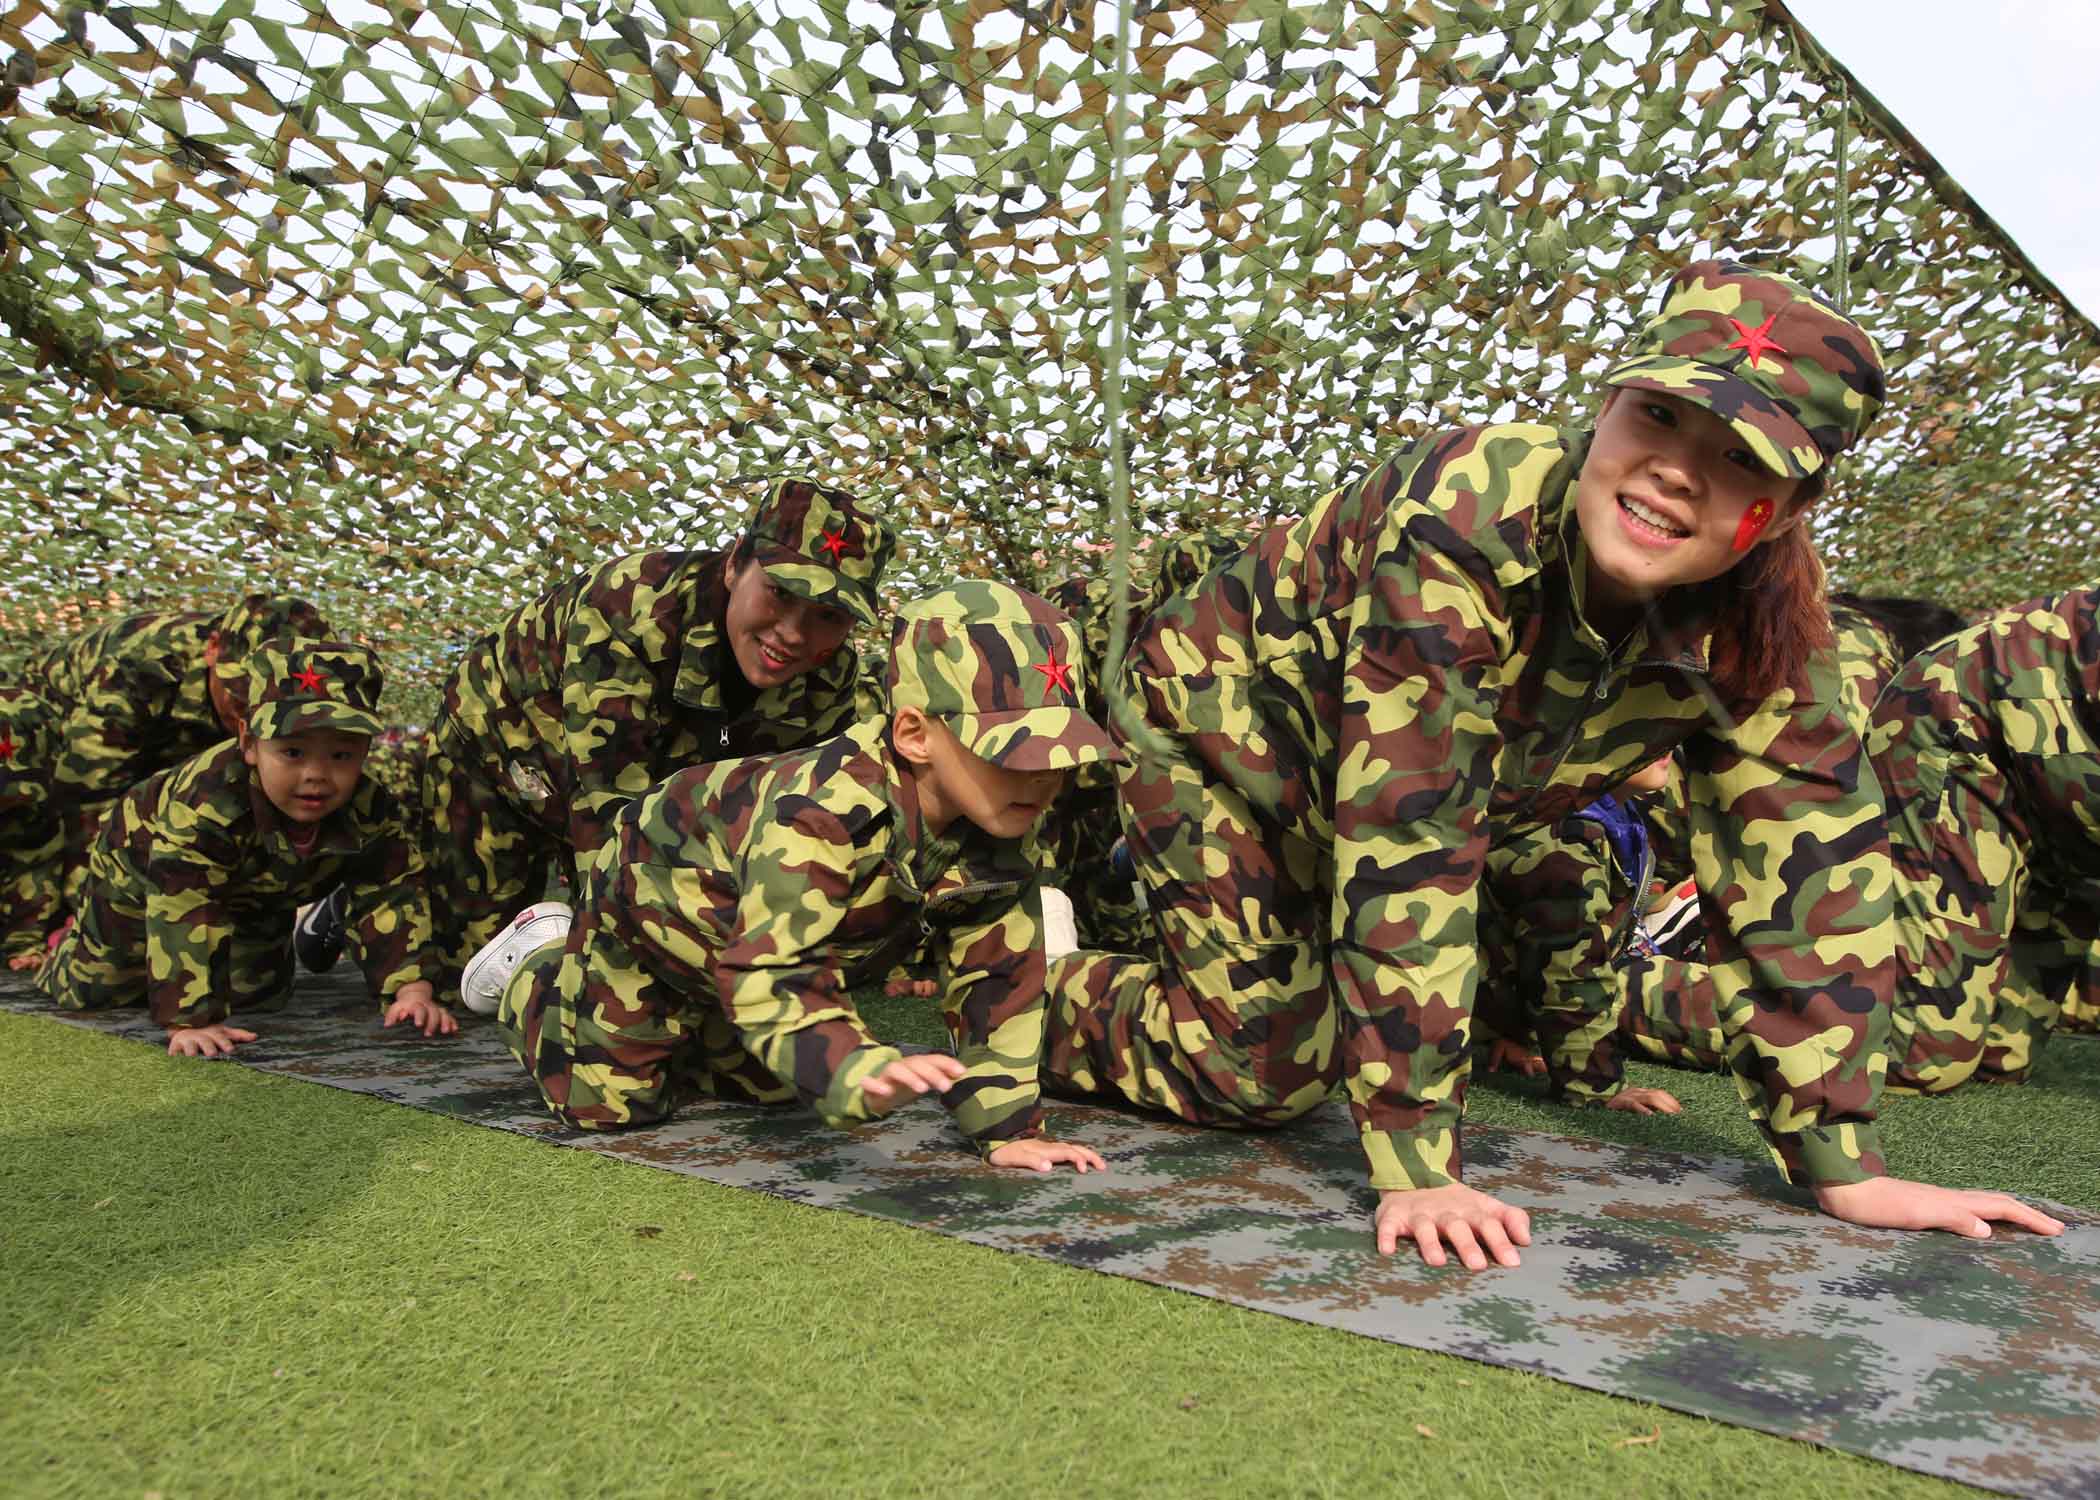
1375, 1185, 1532, 1269
384, 985, 458, 1038
6, 950, 43, 972
1485, 1038, 1546, 1077
1814, 1177, 2065, 1239
861, 1053, 969, 1114
987, 1136, 1108, 1174
165, 1023, 257, 1058
1605, 1086, 1682, 1115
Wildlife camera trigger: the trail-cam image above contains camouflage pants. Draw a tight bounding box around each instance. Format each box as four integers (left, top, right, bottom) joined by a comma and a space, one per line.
1885, 734, 2099, 1090
36, 881, 295, 1018
421, 734, 562, 996
2, 829, 64, 959
1042, 727, 1341, 1128
1617, 956, 1726, 1070
493, 919, 791, 1131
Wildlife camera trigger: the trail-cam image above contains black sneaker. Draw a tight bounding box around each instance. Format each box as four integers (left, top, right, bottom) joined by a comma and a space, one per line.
294, 886, 349, 973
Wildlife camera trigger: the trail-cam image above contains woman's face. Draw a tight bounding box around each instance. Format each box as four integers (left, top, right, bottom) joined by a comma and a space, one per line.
1573, 390, 1807, 619
721, 556, 854, 689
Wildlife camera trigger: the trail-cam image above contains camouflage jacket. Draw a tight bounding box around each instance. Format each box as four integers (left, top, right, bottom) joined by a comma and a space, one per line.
585, 716, 1048, 1154
1, 685, 63, 956
1133, 422, 1892, 1191
31, 610, 234, 808
1831, 606, 1904, 737
89, 740, 438, 1027
437, 549, 861, 858
1870, 586, 2100, 882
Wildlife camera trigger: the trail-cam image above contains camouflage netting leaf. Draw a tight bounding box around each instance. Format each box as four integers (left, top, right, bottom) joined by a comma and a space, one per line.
1, 0, 2095, 722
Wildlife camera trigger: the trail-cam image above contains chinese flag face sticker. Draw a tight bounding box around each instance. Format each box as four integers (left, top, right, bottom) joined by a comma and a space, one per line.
1732, 498, 1776, 553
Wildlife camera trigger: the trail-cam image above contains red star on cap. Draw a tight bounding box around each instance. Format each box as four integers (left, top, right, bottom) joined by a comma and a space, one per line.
818, 529, 850, 562
1723, 313, 1788, 370
0, 730, 15, 763
291, 665, 326, 693
1034, 654, 1076, 700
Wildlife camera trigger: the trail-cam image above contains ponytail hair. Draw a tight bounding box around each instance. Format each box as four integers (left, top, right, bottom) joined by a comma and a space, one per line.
1705, 491, 1833, 705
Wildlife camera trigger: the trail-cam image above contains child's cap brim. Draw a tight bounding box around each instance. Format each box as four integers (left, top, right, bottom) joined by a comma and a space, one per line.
948, 707, 1123, 771
248, 701, 385, 742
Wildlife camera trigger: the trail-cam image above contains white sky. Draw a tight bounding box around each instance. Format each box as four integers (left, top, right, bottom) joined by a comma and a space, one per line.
1785, 0, 2100, 324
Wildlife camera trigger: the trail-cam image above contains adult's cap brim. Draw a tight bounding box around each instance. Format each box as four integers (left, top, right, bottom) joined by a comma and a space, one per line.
1603, 355, 1824, 480
758, 548, 880, 630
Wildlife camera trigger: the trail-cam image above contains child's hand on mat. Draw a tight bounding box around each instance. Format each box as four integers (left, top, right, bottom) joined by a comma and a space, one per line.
1485, 1038, 1546, 1077
1814, 1177, 2065, 1239
1375, 1184, 1532, 1269
7, 950, 43, 972
166, 1023, 257, 1058
884, 975, 937, 999
862, 1053, 969, 1114
384, 985, 458, 1038
987, 1137, 1107, 1174
1605, 1086, 1681, 1115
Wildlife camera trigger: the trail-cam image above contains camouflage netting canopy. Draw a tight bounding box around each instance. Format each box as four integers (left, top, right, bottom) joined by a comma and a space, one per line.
2, 0, 2096, 718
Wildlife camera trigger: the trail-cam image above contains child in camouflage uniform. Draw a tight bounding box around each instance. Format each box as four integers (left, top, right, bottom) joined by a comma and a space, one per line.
2, 685, 63, 969
37, 642, 446, 1057
29, 594, 332, 926
421, 478, 893, 996
1474, 755, 1687, 1113
1870, 586, 2100, 1091
1042, 259, 2062, 1266
470, 583, 1115, 1173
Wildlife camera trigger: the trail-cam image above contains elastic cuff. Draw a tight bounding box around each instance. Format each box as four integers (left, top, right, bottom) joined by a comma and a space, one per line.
814, 1044, 906, 1128
1361, 1124, 1460, 1191
1780, 1122, 1885, 1186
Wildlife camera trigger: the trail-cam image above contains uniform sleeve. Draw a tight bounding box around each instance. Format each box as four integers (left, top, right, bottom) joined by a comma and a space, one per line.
1488, 825, 1630, 1103
560, 569, 675, 859
52, 655, 177, 807
711, 803, 901, 1127
1685, 658, 1892, 1187
142, 809, 241, 1029
341, 796, 441, 1006
934, 876, 1049, 1154
1329, 481, 1514, 1192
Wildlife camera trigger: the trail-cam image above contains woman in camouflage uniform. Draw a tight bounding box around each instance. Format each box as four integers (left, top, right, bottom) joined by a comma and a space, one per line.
1043, 260, 2062, 1265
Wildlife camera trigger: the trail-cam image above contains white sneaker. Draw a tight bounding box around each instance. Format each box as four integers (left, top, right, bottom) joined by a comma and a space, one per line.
1041, 886, 1079, 961
460, 901, 574, 1016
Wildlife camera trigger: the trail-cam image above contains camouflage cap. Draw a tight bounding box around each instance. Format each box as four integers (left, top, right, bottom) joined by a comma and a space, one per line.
1603, 259, 1886, 480
0, 684, 51, 773
747, 478, 896, 630
213, 592, 331, 659
243, 640, 386, 742
1152, 527, 1248, 603
888, 582, 1121, 772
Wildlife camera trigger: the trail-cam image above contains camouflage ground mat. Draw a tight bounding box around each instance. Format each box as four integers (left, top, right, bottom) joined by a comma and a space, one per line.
5, 974, 2097, 1498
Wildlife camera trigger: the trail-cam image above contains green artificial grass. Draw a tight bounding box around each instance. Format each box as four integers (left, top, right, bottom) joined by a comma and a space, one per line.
3, 1005, 2092, 1500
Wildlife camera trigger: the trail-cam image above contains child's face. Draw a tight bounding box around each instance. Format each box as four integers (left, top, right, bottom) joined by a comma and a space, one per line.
914, 717, 1069, 839
1573, 390, 1807, 617
723, 555, 854, 689
1622, 755, 1674, 794
242, 728, 370, 824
